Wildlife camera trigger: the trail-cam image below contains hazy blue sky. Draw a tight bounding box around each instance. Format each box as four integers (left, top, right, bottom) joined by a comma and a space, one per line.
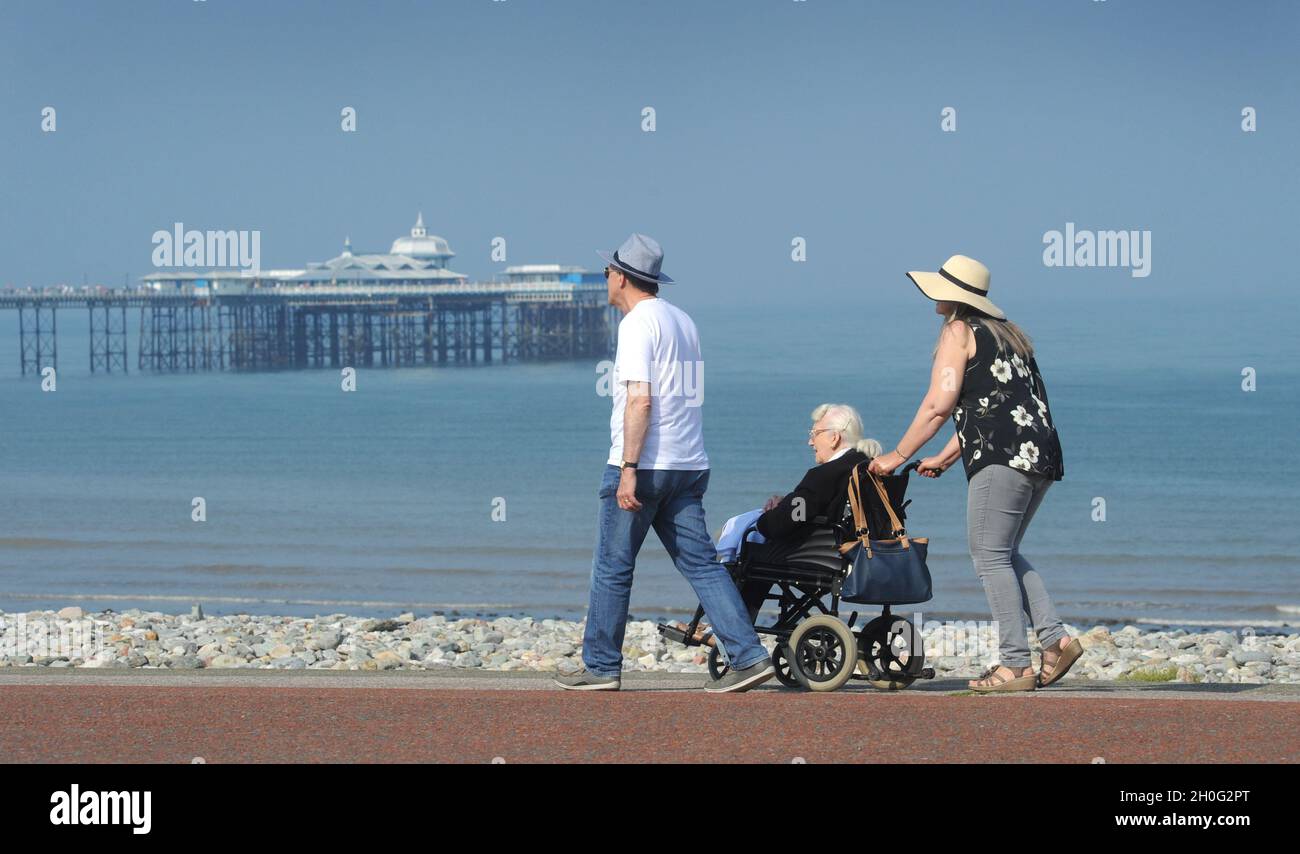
3, 0, 1297, 308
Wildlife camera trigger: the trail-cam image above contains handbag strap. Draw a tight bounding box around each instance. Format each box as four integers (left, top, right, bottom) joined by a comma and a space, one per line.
846, 462, 911, 549
841, 465, 872, 557
864, 465, 907, 538
846, 465, 869, 541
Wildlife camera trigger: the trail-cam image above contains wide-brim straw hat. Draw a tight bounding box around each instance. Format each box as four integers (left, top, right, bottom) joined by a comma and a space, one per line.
906, 254, 1005, 320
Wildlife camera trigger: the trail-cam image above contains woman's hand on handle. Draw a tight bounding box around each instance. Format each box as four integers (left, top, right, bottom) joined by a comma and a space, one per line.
867, 450, 907, 476
761, 493, 782, 512
916, 456, 946, 478
916, 433, 962, 478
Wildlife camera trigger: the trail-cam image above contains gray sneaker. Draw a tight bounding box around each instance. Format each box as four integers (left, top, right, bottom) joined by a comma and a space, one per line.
553, 669, 621, 691
704, 659, 775, 694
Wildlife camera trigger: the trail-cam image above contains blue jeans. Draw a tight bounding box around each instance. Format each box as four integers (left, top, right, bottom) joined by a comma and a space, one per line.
582, 464, 768, 677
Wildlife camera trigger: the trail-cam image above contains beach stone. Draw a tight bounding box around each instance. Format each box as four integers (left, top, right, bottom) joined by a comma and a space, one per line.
207, 654, 245, 668
169, 655, 203, 669
374, 650, 404, 670
57, 606, 84, 620
1232, 649, 1272, 665
1078, 627, 1111, 649
307, 631, 341, 651
454, 652, 482, 668
84, 654, 126, 669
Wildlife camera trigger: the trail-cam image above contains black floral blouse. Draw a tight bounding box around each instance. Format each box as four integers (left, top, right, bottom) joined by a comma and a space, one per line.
953, 319, 1064, 482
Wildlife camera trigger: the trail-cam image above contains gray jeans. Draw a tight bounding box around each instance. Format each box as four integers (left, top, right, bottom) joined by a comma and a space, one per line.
967, 464, 1066, 668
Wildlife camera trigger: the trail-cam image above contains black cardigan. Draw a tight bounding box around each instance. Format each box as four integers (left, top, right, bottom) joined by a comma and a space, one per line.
755, 448, 867, 542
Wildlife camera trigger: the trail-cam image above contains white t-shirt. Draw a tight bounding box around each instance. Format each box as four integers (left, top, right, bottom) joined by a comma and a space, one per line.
608, 298, 709, 470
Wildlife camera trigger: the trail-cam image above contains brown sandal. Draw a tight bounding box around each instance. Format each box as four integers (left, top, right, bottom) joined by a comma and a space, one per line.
969, 664, 1037, 693
1038, 637, 1083, 687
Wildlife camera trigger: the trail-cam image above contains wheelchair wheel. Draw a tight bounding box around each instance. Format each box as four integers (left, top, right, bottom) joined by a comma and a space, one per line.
858, 615, 925, 690
787, 616, 858, 692
707, 646, 729, 680
771, 644, 801, 689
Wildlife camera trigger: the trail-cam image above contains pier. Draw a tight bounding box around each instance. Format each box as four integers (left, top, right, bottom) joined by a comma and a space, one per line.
0, 282, 617, 375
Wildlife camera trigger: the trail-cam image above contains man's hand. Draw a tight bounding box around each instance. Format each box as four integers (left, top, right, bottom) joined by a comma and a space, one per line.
617, 467, 642, 512
762, 493, 782, 512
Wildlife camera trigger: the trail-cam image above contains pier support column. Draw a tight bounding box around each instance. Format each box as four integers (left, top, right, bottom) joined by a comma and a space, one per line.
89, 301, 128, 374
18, 302, 57, 376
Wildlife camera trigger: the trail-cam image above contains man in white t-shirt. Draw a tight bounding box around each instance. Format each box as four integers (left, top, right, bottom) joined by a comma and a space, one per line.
554, 233, 773, 694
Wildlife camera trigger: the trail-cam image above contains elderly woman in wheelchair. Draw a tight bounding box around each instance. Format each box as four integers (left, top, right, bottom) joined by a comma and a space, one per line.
670, 403, 878, 644
661, 402, 933, 691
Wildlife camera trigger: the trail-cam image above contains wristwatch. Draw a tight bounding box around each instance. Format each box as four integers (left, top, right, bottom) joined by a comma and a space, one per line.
621, 461, 638, 470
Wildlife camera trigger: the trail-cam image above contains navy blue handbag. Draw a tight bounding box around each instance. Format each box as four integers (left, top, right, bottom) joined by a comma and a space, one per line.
839, 463, 932, 605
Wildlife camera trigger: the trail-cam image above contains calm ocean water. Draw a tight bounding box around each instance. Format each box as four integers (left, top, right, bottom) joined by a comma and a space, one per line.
1, 294, 1297, 631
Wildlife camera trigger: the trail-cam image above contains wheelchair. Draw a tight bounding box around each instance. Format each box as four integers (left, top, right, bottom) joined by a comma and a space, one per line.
657, 461, 935, 692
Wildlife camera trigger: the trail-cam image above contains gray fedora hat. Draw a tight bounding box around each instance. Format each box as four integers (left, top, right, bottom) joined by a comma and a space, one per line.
597, 233, 675, 284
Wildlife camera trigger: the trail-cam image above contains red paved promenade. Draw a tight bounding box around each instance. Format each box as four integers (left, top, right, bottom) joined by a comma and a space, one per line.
1, 672, 1295, 763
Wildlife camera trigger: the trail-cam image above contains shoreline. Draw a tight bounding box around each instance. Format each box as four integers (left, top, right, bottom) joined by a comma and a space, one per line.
2, 600, 1295, 633
1, 607, 1298, 685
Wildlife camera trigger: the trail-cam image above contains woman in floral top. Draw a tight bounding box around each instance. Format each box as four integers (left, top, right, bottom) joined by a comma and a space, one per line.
868, 255, 1080, 693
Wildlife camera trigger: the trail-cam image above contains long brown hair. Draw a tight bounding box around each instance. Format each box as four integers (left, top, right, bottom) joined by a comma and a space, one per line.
935, 303, 1034, 359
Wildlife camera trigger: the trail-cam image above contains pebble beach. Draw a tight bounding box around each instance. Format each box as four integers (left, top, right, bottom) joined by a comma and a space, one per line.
2, 606, 1298, 685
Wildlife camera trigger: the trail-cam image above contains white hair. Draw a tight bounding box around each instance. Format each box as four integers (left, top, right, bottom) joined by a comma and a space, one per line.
811, 403, 883, 458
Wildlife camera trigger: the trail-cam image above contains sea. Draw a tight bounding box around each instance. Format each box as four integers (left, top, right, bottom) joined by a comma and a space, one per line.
1, 292, 1297, 632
